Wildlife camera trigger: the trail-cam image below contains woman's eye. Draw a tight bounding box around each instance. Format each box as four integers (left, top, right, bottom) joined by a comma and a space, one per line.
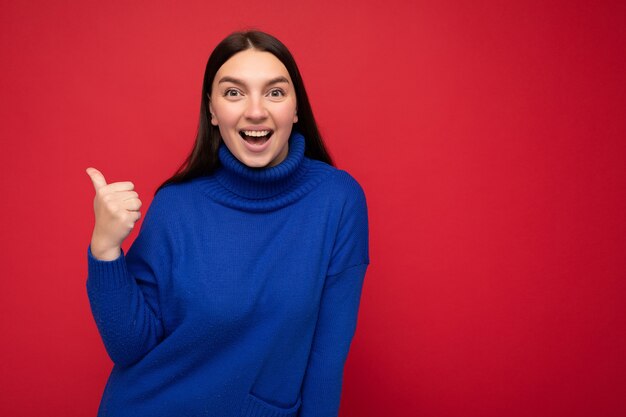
269, 89, 285, 97
224, 89, 240, 97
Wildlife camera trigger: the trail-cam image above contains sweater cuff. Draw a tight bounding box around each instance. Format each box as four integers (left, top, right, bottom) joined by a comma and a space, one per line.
86, 244, 132, 291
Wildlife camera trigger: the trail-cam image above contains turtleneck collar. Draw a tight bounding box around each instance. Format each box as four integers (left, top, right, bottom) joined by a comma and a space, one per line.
195, 129, 333, 213
216, 129, 306, 199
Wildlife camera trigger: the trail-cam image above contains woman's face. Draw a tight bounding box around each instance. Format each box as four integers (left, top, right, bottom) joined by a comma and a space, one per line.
209, 49, 298, 168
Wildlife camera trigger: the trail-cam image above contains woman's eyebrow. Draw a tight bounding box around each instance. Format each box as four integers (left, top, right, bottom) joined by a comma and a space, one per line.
217, 76, 290, 87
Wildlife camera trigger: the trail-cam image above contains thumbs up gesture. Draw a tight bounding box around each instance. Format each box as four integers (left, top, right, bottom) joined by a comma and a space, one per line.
86, 167, 142, 261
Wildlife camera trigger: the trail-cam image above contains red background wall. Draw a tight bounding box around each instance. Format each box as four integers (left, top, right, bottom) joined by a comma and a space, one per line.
1, 1, 624, 416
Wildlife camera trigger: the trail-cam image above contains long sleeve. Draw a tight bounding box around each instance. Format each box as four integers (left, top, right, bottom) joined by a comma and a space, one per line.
299, 263, 369, 417
86, 192, 171, 368
299, 171, 371, 417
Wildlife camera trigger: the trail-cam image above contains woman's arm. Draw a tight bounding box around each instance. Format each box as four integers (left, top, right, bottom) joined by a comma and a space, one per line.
299, 262, 369, 417
300, 171, 371, 416
86, 192, 171, 368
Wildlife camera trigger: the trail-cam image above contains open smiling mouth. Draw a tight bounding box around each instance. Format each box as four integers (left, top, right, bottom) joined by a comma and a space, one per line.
239, 130, 274, 144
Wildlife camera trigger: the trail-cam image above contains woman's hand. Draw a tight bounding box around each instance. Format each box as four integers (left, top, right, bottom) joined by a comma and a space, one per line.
86, 167, 142, 261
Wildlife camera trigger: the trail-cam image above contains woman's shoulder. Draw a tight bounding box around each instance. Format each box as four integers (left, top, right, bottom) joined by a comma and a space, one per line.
138, 179, 212, 234
310, 160, 367, 206
147, 179, 207, 216
152, 180, 189, 204
306, 157, 366, 193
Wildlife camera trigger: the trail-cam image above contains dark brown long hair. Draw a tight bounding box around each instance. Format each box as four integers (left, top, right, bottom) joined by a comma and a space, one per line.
155, 29, 335, 195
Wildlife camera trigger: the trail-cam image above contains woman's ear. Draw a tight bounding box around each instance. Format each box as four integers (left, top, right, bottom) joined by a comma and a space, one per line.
208, 97, 218, 126
293, 108, 298, 124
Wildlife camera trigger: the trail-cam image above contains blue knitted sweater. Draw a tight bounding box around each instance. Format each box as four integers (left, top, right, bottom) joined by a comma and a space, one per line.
86, 130, 370, 417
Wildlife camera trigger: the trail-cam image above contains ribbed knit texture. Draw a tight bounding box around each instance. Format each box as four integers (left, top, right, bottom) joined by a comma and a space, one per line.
86, 129, 370, 417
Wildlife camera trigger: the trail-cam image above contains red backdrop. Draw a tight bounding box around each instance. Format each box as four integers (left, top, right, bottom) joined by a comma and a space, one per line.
1, 1, 625, 416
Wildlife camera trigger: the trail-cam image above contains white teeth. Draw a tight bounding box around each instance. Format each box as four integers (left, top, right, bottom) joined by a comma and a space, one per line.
242, 130, 270, 137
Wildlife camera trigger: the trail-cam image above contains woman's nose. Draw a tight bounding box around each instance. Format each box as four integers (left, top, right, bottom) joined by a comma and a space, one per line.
244, 95, 268, 119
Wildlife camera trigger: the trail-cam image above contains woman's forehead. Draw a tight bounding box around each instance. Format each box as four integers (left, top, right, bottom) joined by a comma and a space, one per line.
214, 50, 291, 84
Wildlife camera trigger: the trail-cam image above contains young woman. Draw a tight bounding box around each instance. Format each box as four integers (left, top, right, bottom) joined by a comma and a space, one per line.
85, 29, 370, 417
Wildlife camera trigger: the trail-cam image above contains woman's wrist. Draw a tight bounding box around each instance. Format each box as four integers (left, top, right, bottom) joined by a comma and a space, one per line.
90, 236, 121, 261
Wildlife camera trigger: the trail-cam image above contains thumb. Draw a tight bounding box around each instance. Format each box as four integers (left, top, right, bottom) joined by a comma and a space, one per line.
86, 167, 107, 191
